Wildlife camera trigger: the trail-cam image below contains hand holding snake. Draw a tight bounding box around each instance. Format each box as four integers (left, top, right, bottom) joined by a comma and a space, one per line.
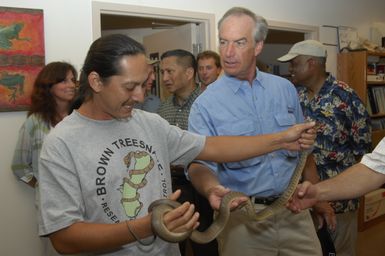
158, 189, 200, 235
149, 150, 310, 244
149, 122, 317, 244
205, 185, 248, 211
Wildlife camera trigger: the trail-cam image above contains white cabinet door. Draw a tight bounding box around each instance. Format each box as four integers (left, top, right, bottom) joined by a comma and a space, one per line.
143, 23, 203, 57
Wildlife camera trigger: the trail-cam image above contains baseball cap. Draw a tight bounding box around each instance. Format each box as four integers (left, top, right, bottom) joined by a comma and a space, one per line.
277, 40, 327, 62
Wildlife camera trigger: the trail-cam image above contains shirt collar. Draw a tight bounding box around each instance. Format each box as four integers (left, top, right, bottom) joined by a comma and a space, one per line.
223, 68, 262, 93
318, 73, 335, 95
171, 86, 200, 107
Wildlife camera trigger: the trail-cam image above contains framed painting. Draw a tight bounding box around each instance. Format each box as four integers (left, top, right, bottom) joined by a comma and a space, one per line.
0, 7, 45, 112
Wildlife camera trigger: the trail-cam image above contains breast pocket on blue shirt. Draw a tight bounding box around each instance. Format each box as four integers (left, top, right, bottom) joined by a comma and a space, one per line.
217, 119, 263, 170
274, 113, 298, 158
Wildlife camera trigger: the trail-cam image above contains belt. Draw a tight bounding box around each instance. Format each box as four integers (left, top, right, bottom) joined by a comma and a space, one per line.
250, 195, 280, 205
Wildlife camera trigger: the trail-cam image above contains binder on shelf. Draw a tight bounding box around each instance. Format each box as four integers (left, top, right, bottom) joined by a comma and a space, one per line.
367, 87, 379, 114
372, 119, 382, 131
373, 86, 385, 113
366, 94, 372, 115
378, 87, 385, 113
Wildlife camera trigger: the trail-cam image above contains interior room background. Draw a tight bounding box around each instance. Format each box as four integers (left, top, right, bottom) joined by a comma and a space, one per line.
1, 0, 385, 255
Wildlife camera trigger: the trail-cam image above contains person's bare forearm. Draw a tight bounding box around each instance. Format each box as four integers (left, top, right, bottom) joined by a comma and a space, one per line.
196, 122, 315, 163
50, 215, 152, 254
188, 163, 220, 197
317, 163, 385, 201
302, 155, 320, 184
197, 133, 284, 163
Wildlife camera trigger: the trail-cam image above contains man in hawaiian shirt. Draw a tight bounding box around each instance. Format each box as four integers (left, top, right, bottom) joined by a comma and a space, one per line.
278, 39, 372, 256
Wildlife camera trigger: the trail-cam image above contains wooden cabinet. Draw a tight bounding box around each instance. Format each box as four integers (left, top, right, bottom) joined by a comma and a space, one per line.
337, 50, 385, 231
337, 50, 385, 148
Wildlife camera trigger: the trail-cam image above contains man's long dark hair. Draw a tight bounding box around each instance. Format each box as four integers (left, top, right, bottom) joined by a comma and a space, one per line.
71, 34, 146, 111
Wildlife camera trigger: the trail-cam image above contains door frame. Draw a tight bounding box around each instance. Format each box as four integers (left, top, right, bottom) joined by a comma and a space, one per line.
268, 20, 319, 40
92, 1, 216, 50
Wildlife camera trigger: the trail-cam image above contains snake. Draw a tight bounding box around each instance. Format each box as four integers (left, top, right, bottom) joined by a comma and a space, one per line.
149, 150, 310, 244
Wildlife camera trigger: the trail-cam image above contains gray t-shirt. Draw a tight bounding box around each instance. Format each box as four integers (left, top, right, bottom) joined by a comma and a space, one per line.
37, 110, 205, 256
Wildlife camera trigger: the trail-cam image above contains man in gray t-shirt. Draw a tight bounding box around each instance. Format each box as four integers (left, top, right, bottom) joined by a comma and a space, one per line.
39, 109, 204, 256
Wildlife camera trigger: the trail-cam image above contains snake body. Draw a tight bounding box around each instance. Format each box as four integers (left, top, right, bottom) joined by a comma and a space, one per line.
149, 150, 309, 244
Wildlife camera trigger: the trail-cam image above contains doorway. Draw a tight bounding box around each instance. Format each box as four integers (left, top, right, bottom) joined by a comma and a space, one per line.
260, 21, 318, 78
92, 2, 215, 51
92, 2, 215, 99
92, 3, 320, 96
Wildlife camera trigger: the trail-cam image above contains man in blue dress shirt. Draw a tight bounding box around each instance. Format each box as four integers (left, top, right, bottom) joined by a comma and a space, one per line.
188, 7, 326, 256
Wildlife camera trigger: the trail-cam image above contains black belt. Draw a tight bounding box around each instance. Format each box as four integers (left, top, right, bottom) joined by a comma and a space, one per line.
250, 195, 280, 205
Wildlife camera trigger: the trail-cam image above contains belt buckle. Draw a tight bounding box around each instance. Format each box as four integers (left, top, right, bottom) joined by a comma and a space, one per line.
250, 195, 279, 205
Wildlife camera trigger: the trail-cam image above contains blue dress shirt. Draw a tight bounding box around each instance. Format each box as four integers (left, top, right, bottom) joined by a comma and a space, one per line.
188, 70, 304, 197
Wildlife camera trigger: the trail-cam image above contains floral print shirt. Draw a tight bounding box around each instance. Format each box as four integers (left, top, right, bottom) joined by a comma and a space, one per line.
297, 74, 372, 213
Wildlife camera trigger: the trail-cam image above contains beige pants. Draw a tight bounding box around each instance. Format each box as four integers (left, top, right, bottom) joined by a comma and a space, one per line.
332, 211, 358, 256
217, 204, 322, 256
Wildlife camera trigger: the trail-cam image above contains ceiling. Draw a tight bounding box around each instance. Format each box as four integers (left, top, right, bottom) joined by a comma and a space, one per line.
101, 14, 304, 44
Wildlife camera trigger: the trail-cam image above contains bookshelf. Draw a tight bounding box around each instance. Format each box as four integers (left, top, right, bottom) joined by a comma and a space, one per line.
337, 50, 385, 231
337, 50, 385, 148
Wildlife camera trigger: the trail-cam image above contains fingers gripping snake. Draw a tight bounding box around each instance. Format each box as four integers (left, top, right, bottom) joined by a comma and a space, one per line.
149, 150, 310, 244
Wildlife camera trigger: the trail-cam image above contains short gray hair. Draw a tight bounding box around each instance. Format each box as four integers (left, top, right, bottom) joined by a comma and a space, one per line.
218, 7, 268, 43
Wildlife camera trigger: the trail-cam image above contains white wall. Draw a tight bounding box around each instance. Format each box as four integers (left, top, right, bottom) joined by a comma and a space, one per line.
1, 0, 385, 255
